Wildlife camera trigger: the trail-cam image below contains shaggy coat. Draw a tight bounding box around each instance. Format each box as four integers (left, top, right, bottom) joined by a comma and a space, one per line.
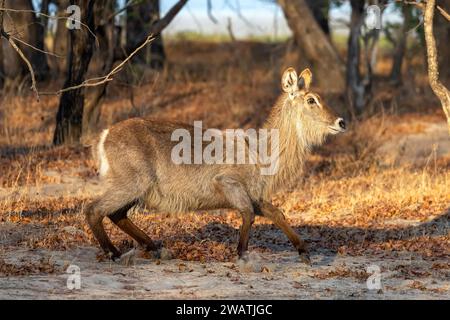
85, 67, 346, 262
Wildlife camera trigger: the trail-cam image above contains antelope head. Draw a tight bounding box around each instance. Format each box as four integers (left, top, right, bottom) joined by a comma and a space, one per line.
281, 67, 346, 145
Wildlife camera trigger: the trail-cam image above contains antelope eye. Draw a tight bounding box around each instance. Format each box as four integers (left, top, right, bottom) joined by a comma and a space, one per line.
307, 98, 316, 105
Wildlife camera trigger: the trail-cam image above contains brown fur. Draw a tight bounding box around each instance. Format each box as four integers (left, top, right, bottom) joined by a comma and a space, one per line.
85, 67, 346, 262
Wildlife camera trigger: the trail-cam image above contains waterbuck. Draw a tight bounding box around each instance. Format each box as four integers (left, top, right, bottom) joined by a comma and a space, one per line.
85, 67, 346, 263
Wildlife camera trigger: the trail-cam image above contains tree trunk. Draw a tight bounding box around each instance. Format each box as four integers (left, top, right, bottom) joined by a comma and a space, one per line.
0, 28, 3, 89
53, 0, 96, 145
2, 0, 49, 90
306, 0, 330, 36
3, 0, 49, 81
0, 0, 4, 89
33, 0, 50, 80
82, 0, 187, 137
390, 5, 411, 85
126, 0, 165, 69
346, 0, 366, 115
53, 0, 70, 76
424, 0, 450, 133
83, 0, 116, 137
435, 0, 450, 86
278, 0, 345, 92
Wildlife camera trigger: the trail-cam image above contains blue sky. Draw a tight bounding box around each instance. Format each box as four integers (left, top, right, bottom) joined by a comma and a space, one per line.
161, 0, 290, 37
160, 0, 402, 37
33, 0, 403, 38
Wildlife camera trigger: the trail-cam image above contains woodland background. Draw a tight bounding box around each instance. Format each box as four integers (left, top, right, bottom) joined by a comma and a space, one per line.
0, 0, 449, 299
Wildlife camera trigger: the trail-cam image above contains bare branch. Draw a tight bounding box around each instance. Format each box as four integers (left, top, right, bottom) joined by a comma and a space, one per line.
0, 7, 98, 45
0, 0, 39, 99
10, 34, 64, 58
147, 0, 188, 38
42, 0, 189, 96
0, 29, 39, 100
42, 36, 156, 95
399, 0, 450, 21
437, 4, 450, 21
207, 0, 218, 24
225, 0, 257, 29
227, 17, 236, 42
99, 0, 139, 26
401, 0, 425, 10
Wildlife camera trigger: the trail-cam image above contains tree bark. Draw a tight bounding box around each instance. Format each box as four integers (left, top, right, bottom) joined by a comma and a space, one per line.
3, 0, 49, 80
127, 0, 165, 69
0, 41, 3, 89
53, 0, 70, 76
278, 0, 345, 92
306, 0, 330, 35
33, 0, 50, 80
0, 0, 4, 89
346, 0, 365, 115
53, 0, 96, 145
434, 0, 450, 86
424, 0, 450, 133
389, 5, 411, 85
83, 0, 116, 137
82, 0, 187, 137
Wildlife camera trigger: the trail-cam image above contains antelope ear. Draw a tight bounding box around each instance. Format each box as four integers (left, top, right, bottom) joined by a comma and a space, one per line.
298, 68, 312, 91
281, 67, 298, 93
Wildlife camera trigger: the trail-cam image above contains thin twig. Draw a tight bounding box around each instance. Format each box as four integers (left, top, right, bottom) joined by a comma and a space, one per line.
0, 7, 98, 46
436, 5, 450, 21
406, 18, 424, 34
401, 0, 425, 10
399, 0, 450, 21
0, 29, 39, 100
100, 0, 139, 26
41, 0, 189, 96
207, 0, 218, 24
41, 36, 156, 95
10, 35, 64, 58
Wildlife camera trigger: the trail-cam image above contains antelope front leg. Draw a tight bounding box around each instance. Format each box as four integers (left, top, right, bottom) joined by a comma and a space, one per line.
237, 211, 255, 258
257, 201, 310, 264
214, 174, 255, 259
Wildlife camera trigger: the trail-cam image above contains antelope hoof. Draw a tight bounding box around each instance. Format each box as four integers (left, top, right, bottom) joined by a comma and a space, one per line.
238, 251, 250, 262
159, 247, 173, 260
119, 248, 137, 266
298, 251, 311, 265
146, 247, 173, 260
147, 239, 163, 251
109, 250, 122, 262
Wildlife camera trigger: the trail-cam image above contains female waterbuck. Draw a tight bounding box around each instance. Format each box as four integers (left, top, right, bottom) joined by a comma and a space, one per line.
85, 67, 346, 263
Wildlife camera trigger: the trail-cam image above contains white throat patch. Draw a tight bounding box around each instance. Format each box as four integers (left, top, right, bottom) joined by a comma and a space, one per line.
295, 121, 304, 143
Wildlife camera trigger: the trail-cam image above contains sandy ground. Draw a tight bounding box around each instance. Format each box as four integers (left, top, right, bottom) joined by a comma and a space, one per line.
0, 120, 449, 300
1, 246, 448, 299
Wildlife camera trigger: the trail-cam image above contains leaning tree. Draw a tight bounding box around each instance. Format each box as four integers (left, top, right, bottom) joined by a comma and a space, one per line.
278, 0, 345, 92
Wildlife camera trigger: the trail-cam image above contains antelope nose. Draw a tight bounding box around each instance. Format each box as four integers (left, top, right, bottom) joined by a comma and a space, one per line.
338, 119, 346, 130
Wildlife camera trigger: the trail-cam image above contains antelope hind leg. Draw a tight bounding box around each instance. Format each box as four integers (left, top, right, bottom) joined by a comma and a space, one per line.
85, 188, 144, 260
108, 204, 158, 253
85, 199, 122, 260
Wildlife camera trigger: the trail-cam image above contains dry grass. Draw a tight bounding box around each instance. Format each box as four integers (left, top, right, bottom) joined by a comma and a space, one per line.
0, 41, 449, 277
